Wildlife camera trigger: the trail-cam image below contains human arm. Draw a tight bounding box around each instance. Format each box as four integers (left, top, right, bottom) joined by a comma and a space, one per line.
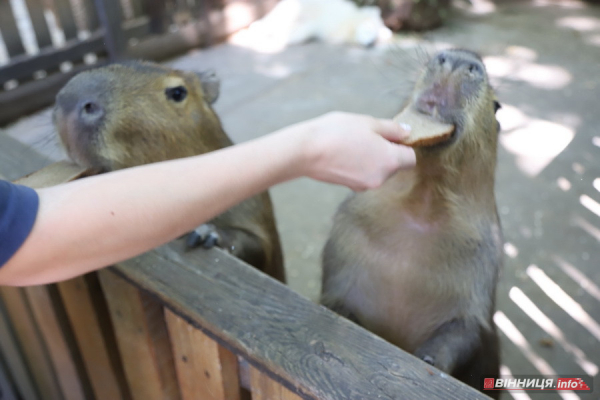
0, 112, 415, 286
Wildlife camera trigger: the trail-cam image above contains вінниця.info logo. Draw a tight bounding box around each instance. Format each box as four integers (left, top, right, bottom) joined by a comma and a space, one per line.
483, 376, 593, 392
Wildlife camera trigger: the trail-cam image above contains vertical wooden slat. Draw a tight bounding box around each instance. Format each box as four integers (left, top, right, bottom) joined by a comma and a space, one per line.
23, 0, 54, 49
50, 0, 79, 39
127, 0, 143, 19
0, 2, 26, 57
98, 269, 181, 400
0, 357, 18, 400
0, 287, 63, 400
0, 300, 40, 400
57, 275, 128, 400
81, 0, 100, 31
24, 286, 87, 400
249, 367, 302, 400
93, 0, 127, 60
143, 0, 168, 34
165, 309, 241, 400
67, 0, 89, 32
191, 0, 211, 45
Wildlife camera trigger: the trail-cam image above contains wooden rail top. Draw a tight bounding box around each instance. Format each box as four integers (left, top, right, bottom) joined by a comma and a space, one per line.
17, 161, 490, 400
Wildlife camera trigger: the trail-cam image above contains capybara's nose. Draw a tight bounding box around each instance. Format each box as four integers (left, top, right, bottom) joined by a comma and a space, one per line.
416, 92, 444, 116
77, 99, 105, 126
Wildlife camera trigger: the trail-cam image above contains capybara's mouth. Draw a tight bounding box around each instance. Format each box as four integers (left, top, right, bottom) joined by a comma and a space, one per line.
393, 106, 455, 148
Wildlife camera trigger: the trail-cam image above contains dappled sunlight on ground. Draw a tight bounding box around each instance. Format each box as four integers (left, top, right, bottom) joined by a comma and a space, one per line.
498, 111, 575, 176
485, 48, 572, 90
509, 285, 598, 376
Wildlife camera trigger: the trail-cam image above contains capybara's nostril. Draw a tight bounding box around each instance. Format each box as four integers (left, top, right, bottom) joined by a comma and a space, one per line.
78, 100, 104, 125
417, 95, 438, 116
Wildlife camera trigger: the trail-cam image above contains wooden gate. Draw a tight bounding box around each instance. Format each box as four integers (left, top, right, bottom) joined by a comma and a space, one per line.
0, 162, 490, 399
0, 0, 276, 126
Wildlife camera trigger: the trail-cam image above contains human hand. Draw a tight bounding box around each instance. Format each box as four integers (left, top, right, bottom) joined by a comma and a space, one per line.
296, 112, 416, 191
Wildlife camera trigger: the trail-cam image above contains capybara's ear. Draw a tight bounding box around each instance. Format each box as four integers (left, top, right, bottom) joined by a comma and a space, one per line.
196, 70, 220, 104
493, 99, 501, 114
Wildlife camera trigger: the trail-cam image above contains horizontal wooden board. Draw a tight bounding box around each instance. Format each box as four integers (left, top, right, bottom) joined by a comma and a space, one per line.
113, 244, 490, 400
15, 160, 93, 188
0, 32, 106, 85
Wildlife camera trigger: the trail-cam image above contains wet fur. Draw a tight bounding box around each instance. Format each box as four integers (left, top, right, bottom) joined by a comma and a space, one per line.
321, 49, 502, 396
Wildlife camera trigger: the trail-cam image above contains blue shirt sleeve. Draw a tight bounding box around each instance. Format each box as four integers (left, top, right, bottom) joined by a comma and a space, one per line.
0, 180, 39, 267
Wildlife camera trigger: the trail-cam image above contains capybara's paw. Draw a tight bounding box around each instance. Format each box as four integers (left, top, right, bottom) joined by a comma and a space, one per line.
186, 224, 221, 250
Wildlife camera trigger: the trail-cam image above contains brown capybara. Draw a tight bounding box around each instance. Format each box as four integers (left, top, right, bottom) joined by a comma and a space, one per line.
54, 61, 285, 282
321, 49, 503, 396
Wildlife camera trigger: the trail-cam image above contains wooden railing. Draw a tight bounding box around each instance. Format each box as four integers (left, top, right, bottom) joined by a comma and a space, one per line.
0, 162, 491, 400
0, 0, 277, 126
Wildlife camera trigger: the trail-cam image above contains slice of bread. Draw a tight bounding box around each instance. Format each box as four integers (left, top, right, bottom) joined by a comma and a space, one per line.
393, 107, 455, 147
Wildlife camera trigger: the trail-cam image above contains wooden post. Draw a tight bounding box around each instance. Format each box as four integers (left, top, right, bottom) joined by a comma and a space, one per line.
0, 301, 40, 400
57, 275, 130, 400
24, 286, 88, 400
23, 0, 53, 50
0, 287, 62, 400
165, 309, 242, 400
98, 269, 181, 400
93, 0, 127, 60
0, 1, 26, 58
0, 359, 18, 400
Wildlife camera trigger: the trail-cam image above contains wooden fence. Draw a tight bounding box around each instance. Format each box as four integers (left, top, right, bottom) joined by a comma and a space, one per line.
0, 161, 491, 400
0, 0, 277, 126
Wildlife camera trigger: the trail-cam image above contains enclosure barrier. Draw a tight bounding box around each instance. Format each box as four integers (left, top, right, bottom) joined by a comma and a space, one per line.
0, 162, 490, 400
0, 0, 277, 126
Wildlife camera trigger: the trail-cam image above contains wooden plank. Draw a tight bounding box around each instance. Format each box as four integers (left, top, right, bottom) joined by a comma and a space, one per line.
249, 367, 302, 400
24, 286, 88, 400
57, 275, 129, 400
0, 31, 106, 86
113, 244, 490, 400
0, 287, 62, 400
15, 160, 93, 188
165, 308, 241, 400
0, 0, 265, 125
142, 0, 167, 33
0, 133, 51, 182
0, 300, 40, 400
0, 358, 18, 400
52, 0, 80, 40
128, 0, 144, 19
23, 0, 54, 49
81, 0, 100, 30
126, 19, 210, 61
0, 1, 26, 57
93, 0, 127, 60
98, 269, 181, 400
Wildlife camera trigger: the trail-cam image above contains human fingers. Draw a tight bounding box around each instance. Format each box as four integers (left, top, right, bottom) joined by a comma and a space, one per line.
387, 142, 416, 170
370, 117, 412, 144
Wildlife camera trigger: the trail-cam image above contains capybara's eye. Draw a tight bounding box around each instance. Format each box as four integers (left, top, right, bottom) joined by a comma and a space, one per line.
165, 86, 188, 102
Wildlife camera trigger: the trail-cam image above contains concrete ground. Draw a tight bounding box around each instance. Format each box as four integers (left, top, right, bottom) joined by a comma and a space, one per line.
2, 0, 599, 398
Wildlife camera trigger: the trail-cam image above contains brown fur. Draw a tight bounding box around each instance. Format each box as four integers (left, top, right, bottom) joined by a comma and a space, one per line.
54, 61, 285, 282
321, 49, 502, 396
